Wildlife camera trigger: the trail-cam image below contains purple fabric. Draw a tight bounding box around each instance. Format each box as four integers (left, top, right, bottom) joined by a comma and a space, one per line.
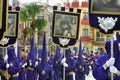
41, 32, 47, 66
7, 46, 16, 61
93, 40, 120, 80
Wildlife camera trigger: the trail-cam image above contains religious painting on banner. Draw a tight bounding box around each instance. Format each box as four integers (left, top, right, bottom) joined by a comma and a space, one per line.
52, 6, 81, 47
89, 0, 120, 34
0, 11, 19, 47
0, 0, 8, 41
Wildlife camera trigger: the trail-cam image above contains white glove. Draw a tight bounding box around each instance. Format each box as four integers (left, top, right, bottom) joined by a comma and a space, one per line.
4, 55, 8, 61
6, 63, 10, 68
35, 61, 38, 66
61, 58, 66, 64
30, 62, 32, 66
109, 66, 117, 74
63, 63, 68, 67
106, 58, 115, 67
22, 63, 27, 68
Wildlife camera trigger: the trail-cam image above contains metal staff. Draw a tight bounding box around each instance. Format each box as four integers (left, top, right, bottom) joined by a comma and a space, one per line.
3, 48, 9, 80
63, 48, 65, 80
111, 36, 114, 80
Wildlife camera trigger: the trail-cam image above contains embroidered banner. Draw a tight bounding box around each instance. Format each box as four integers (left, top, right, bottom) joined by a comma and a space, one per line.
0, 0, 8, 41
0, 11, 19, 47
89, 0, 120, 34
52, 6, 81, 47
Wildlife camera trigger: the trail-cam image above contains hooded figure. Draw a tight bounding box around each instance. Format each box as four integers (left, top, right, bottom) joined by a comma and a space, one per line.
75, 39, 87, 80
7, 46, 20, 80
38, 32, 53, 80
53, 46, 62, 80
92, 39, 120, 80
26, 36, 36, 80
63, 48, 76, 80
17, 44, 26, 80
115, 33, 120, 69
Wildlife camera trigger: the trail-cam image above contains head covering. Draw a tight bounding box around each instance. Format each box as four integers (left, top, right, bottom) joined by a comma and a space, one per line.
105, 40, 120, 64
64, 48, 72, 64
41, 32, 47, 66
77, 38, 84, 65
7, 46, 16, 61
65, 48, 71, 58
53, 46, 61, 62
34, 45, 37, 59
27, 36, 36, 62
38, 49, 42, 58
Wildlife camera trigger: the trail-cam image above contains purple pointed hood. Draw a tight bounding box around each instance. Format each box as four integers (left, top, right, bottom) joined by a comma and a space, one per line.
78, 38, 84, 65
28, 36, 36, 62
65, 48, 71, 60
54, 46, 61, 61
65, 48, 71, 57
41, 32, 47, 66
7, 46, 16, 61
38, 49, 42, 58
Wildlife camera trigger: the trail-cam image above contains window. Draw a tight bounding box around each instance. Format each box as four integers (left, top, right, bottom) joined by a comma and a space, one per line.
83, 12, 88, 19
90, 29, 93, 39
96, 32, 104, 41
37, 9, 44, 19
27, 22, 31, 28
83, 29, 88, 36
83, 46, 89, 54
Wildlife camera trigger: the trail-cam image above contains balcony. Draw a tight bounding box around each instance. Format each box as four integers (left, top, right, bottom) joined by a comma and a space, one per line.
71, 2, 79, 7
81, 36, 90, 42
81, 2, 88, 7
96, 37, 104, 42
81, 19, 89, 25
65, 3, 70, 7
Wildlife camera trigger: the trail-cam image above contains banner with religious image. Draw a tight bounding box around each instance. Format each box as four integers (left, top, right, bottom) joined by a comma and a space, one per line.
0, 0, 8, 41
0, 11, 19, 47
52, 6, 81, 47
89, 0, 120, 34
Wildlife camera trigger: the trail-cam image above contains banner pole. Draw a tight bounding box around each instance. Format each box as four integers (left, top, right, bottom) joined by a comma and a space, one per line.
111, 36, 113, 80
63, 48, 65, 80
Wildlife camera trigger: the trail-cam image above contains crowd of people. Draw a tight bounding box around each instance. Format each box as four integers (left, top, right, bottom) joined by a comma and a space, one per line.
0, 32, 120, 80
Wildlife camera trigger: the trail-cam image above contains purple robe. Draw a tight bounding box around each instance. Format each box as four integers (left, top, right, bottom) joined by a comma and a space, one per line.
26, 36, 36, 80
38, 63, 52, 80
75, 38, 86, 80
18, 60, 26, 80
64, 49, 76, 80
7, 46, 20, 80
93, 40, 120, 80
